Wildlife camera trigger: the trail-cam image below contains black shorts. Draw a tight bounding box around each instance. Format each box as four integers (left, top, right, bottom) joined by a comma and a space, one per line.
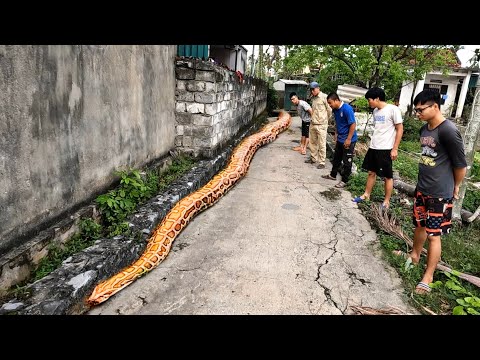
361, 148, 393, 178
302, 121, 310, 138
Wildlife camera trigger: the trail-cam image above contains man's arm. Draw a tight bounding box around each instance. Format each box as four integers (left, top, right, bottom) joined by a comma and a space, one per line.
453, 167, 467, 199
344, 122, 356, 148
391, 123, 403, 160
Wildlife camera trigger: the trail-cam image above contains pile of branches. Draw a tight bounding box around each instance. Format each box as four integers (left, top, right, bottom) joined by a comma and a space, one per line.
350, 305, 412, 315
370, 203, 480, 288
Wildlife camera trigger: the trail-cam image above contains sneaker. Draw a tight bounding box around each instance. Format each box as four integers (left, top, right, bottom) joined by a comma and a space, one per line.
335, 181, 347, 188
305, 158, 314, 164
317, 163, 325, 169
321, 174, 336, 180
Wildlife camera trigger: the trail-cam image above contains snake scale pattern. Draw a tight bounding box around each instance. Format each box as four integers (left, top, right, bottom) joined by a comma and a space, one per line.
87, 111, 291, 306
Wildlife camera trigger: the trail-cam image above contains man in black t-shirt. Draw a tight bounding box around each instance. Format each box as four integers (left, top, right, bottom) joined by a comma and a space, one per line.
393, 90, 467, 295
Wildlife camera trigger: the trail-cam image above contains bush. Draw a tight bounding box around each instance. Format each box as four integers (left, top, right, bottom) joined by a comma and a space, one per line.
402, 115, 423, 142
267, 87, 278, 115
351, 97, 371, 113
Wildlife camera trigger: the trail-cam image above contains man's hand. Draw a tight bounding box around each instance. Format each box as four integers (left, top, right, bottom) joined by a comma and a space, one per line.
344, 138, 351, 148
453, 185, 460, 200
391, 148, 398, 160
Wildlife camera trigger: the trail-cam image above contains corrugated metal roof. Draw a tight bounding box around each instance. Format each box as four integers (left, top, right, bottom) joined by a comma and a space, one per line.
337, 84, 368, 103
275, 79, 309, 85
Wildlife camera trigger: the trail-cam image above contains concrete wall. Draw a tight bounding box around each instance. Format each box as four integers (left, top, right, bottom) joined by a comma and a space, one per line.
0, 45, 176, 256
174, 58, 267, 157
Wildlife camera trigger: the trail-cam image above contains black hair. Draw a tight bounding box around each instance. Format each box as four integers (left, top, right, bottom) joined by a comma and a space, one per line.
289, 92, 297, 99
327, 92, 340, 101
413, 89, 441, 109
364, 87, 386, 101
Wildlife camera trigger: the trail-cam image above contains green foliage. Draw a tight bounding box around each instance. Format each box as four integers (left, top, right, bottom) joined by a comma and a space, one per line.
432, 271, 480, 315
96, 155, 195, 236
463, 184, 480, 213
393, 152, 418, 182
471, 152, 480, 182
351, 97, 370, 113
399, 140, 421, 154
78, 218, 102, 241
283, 45, 457, 107
158, 155, 195, 191
96, 169, 160, 236
402, 115, 423, 142
267, 86, 279, 115
32, 218, 101, 281
442, 221, 480, 275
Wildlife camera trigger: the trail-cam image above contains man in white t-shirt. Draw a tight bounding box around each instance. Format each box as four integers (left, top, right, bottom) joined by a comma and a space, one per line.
352, 87, 403, 209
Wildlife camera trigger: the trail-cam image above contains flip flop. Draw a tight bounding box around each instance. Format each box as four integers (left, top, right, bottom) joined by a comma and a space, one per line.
415, 282, 432, 294
392, 250, 417, 271
404, 257, 414, 271
301, 150, 306, 155
352, 196, 367, 203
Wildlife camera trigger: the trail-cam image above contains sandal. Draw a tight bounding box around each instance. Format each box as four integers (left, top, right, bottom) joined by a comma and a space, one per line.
352, 196, 368, 203
321, 174, 336, 180
415, 282, 432, 294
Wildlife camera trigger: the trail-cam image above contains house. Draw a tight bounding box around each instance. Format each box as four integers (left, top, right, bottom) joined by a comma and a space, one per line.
177, 45, 247, 74
272, 79, 309, 111
398, 67, 479, 119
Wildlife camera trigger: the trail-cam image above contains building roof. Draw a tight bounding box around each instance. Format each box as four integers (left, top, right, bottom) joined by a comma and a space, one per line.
274, 79, 309, 85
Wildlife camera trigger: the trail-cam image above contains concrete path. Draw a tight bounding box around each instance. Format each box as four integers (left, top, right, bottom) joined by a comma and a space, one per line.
88, 116, 415, 315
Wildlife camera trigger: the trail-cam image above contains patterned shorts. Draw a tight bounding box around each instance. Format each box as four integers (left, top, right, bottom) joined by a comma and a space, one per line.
412, 190, 453, 236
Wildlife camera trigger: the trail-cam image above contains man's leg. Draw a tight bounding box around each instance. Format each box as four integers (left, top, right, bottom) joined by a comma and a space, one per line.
383, 178, 393, 208
317, 125, 328, 166
410, 226, 427, 264
308, 125, 320, 163
361, 171, 376, 200
330, 141, 343, 177
300, 136, 305, 151
415, 196, 453, 294
340, 142, 355, 183
301, 122, 310, 155
416, 234, 441, 294
381, 152, 394, 208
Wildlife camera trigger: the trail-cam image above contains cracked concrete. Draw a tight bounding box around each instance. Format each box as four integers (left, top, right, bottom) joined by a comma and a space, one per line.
88, 116, 417, 315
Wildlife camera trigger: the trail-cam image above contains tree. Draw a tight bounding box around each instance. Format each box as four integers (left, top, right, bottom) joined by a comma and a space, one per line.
452, 86, 480, 220
282, 45, 458, 105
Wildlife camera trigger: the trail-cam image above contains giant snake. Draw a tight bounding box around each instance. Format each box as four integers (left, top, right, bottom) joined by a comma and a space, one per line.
87, 111, 292, 306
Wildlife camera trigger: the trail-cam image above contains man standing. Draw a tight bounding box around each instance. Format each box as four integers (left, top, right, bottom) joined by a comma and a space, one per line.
290, 92, 313, 155
322, 92, 357, 188
395, 89, 467, 295
305, 81, 332, 169
352, 87, 403, 209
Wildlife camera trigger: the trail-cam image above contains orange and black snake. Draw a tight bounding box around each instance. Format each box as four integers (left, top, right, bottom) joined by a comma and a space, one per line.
87, 111, 292, 306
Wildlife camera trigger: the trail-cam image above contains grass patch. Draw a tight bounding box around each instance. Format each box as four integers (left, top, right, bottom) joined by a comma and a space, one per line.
33, 219, 101, 281
393, 152, 418, 182
399, 140, 421, 154
346, 149, 480, 315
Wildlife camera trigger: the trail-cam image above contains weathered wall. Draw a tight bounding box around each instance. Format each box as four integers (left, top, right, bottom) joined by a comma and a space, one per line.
174, 58, 267, 157
0, 45, 176, 256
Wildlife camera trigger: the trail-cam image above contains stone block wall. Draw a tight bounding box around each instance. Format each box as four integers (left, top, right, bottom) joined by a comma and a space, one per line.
175, 58, 267, 157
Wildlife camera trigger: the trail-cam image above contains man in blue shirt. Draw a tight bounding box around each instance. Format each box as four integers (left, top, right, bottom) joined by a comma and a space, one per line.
322, 92, 358, 188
